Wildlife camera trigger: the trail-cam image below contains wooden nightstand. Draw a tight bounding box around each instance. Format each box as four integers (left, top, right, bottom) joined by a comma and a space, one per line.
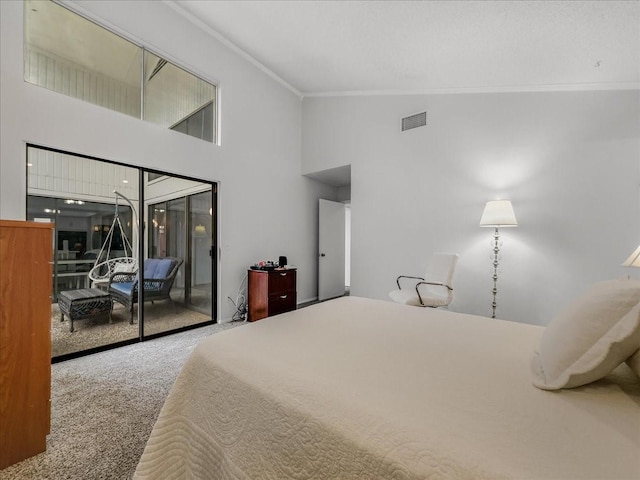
247, 268, 297, 321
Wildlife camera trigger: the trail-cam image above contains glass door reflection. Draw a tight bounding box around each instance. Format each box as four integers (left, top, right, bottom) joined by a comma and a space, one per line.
189, 190, 213, 314
143, 175, 213, 337
27, 146, 139, 360
27, 145, 216, 361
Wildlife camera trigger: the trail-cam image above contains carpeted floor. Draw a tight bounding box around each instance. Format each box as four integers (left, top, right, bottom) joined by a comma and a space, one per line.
0, 320, 246, 480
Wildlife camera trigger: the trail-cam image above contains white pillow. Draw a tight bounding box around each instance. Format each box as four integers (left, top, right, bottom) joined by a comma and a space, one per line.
626, 349, 640, 379
114, 262, 136, 274
531, 279, 640, 390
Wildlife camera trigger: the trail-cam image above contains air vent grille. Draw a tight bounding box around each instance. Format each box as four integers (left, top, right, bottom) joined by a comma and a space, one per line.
401, 111, 427, 131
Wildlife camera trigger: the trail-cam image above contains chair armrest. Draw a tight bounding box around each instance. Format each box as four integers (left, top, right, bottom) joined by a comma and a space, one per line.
416, 280, 452, 290
109, 271, 137, 285
141, 274, 173, 287
415, 281, 453, 306
141, 274, 176, 291
142, 277, 166, 289
141, 275, 173, 282
396, 275, 424, 290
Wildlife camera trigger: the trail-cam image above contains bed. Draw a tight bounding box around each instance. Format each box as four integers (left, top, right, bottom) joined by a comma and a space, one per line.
133, 296, 640, 479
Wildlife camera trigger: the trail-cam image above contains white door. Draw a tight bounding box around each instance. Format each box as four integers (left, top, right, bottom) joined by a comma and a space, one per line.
318, 199, 346, 301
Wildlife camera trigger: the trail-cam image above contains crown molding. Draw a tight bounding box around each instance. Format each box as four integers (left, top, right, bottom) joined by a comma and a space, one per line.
302, 82, 640, 99
163, 0, 302, 99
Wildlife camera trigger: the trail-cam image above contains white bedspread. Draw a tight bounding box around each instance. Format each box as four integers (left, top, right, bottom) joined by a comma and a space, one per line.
134, 297, 640, 479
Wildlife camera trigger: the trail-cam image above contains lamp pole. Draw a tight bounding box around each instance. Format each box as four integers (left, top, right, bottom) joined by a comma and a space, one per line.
480, 200, 517, 319
490, 227, 500, 319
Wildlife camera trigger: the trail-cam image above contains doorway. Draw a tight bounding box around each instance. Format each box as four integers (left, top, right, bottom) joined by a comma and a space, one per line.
304, 164, 352, 303
318, 199, 351, 301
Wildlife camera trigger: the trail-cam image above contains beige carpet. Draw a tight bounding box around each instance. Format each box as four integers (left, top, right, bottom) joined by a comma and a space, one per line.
52, 301, 211, 358
1, 320, 246, 479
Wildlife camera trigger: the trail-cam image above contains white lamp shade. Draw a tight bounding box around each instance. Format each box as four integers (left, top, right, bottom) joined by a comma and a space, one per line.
622, 244, 640, 268
480, 200, 518, 227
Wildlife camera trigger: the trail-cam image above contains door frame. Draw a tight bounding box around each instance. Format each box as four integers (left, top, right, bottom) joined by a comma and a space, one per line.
318, 198, 347, 301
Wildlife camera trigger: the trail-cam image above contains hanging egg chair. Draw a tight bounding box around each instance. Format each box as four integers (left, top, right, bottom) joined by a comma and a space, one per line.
89, 191, 138, 287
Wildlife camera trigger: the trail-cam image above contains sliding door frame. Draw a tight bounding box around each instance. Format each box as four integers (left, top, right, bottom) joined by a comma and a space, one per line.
25, 143, 218, 363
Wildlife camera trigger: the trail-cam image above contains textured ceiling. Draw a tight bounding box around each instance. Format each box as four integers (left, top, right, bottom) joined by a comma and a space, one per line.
170, 0, 639, 97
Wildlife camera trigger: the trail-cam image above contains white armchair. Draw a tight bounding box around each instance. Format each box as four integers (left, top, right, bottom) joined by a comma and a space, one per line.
389, 253, 459, 307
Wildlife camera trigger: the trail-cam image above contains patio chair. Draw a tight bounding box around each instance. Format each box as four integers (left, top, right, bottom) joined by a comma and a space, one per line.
108, 257, 183, 322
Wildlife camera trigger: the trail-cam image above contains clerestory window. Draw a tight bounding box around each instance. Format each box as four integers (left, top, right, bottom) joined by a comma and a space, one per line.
24, 0, 217, 144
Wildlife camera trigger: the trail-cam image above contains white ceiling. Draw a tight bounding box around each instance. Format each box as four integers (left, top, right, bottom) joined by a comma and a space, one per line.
169, 0, 639, 97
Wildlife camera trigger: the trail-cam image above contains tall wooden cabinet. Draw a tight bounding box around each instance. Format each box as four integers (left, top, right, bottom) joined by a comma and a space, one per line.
248, 268, 296, 321
0, 220, 53, 469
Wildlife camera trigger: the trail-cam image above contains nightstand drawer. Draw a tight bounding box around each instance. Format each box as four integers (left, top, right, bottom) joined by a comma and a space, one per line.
268, 292, 297, 316
268, 270, 296, 294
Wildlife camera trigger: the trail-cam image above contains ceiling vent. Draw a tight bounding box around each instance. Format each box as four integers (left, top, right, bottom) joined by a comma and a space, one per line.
401, 111, 427, 132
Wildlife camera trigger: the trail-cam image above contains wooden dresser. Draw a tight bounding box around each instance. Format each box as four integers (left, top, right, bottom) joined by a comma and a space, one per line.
0, 220, 53, 469
247, 268, 296, 321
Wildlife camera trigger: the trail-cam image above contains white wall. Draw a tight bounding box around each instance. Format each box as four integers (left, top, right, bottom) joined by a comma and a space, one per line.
1, 0, 336, 321
303, 91, 640, 325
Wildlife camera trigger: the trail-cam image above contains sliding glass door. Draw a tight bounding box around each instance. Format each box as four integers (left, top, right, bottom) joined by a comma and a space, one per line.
26, 145, 217, 361
189, 190, 213, 314
144, 176, 214, 337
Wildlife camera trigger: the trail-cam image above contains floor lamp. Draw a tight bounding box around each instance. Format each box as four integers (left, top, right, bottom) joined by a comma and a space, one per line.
480, 200, 518, 318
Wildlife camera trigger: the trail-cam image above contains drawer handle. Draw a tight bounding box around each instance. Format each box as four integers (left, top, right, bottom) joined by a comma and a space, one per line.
279, 273, 287, 277
279, 295, 288, 299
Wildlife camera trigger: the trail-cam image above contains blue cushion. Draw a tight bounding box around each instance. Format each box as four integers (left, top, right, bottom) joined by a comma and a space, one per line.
143, 258, 161, 278
154, 259, 173, 278
111, 281, 135, 295
144, 258, 174, 279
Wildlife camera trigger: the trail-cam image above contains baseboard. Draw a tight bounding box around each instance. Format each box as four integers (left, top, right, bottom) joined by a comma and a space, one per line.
219, 296, 320, 323
219, 316, 244, 324
297, 296, 318, 306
